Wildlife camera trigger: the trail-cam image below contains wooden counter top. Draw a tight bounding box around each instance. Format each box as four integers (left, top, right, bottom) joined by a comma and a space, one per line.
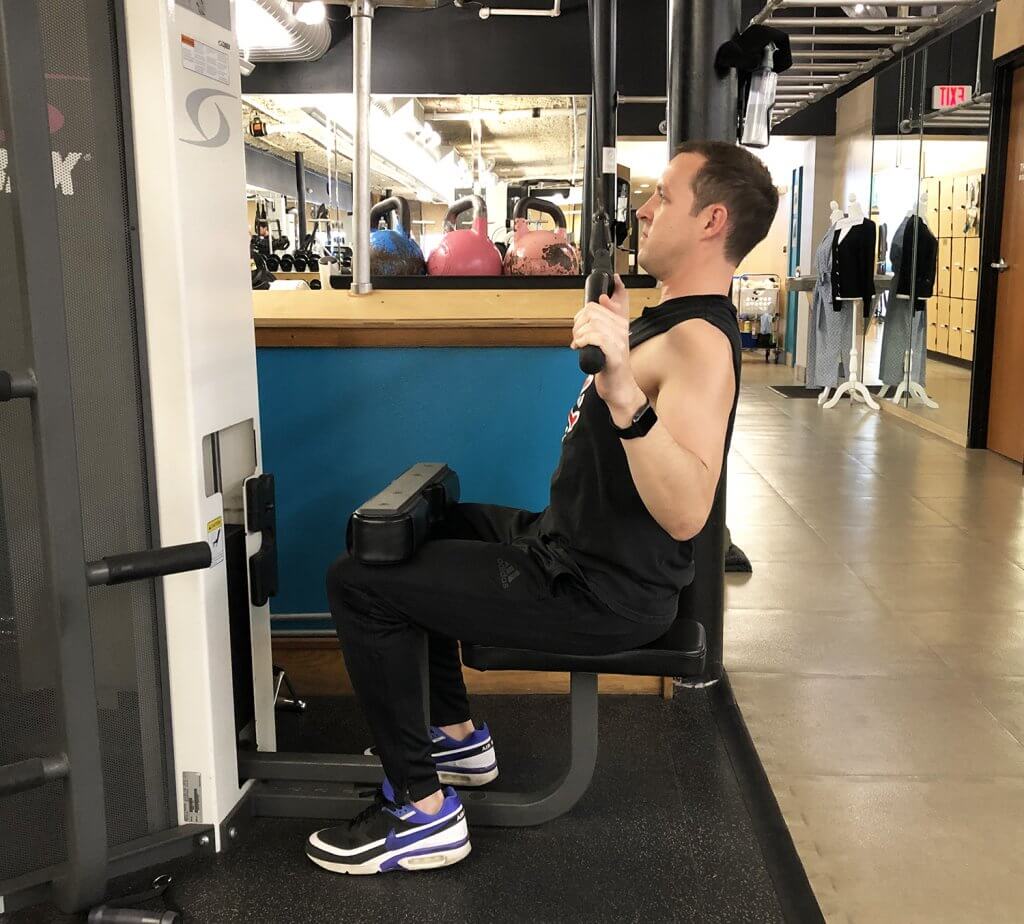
254, 286, 663, 348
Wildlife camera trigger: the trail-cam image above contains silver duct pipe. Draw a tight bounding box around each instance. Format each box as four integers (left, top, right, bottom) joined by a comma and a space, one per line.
240, 0, 332, 61
351, 0, 373, 294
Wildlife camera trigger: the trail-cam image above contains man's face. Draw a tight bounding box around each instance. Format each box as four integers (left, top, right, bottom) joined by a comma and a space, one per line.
635, 152, 709, 279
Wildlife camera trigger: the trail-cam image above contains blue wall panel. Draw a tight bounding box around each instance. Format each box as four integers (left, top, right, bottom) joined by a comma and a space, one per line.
256, 347, 583, 615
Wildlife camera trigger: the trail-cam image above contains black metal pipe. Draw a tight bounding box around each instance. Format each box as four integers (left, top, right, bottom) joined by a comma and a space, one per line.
85, 541, 212, 588
586, 0, 617, 273
295, 151, 308, 247
666, 0, 740, 677
580, 103, 593, 262
0, 754, 69, 797
668, 0, 741, 147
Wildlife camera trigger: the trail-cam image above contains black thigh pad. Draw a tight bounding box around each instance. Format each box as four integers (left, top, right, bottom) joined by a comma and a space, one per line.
347, 463, 460, 564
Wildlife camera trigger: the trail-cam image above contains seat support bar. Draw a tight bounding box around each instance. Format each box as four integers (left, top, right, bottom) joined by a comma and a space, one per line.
247, 672, 600, 828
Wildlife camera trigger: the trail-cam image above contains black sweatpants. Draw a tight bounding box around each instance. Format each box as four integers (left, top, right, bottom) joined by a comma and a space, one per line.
327, 503, 671, 803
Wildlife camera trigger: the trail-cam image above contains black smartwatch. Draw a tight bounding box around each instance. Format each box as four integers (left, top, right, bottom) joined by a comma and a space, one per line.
610, 399, 658, 440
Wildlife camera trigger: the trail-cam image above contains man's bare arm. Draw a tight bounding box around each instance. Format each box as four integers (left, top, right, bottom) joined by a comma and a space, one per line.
615, 321, 735, 540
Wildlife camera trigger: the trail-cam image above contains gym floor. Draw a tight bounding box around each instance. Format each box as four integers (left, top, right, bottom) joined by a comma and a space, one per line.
728, 360, 1024, 923
12, 366, 1024, 924
13, 691, 811, 924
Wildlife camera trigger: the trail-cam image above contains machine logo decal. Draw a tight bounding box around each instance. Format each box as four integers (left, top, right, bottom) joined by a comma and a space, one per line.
180, 88, 233, 148
563, 375, 594, 440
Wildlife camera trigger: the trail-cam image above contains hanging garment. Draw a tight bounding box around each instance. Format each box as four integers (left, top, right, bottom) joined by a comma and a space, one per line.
806, 227, 853, 388
879, 296, 928, 387
879, 216, 935, 386
889, 215, 938, 305
831, 219, 878, 317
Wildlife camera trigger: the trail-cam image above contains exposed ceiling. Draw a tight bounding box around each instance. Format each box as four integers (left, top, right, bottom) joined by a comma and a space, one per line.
416, 95, 586, 183
755, 1, 995, 126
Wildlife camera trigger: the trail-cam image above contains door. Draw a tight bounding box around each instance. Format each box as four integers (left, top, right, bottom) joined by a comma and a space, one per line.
987, 67, 1024, 464
784, 165, 803, 359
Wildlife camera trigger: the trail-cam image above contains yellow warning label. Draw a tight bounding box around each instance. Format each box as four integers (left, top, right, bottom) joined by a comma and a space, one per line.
207, 516, 225, 566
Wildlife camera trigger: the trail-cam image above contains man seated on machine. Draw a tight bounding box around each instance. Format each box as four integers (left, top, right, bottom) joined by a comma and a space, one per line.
306, 141, 779, 876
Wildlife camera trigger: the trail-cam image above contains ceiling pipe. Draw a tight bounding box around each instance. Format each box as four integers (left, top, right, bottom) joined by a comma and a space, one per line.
766, 16, 939, 27
479, 0, 560, 19
238, 0, 332, 61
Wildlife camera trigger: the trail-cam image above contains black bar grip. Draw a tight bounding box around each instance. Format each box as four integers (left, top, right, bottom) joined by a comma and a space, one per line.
0, 754, 68, 796
578, 269, 614, 374
86, 541, 212, 587
0, 369, 36, 401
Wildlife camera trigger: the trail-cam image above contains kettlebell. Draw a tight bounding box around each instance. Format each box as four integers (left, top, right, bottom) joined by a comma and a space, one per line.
369, 196, 425, 276
503, 197, 580, 277
427, 195, 503, 277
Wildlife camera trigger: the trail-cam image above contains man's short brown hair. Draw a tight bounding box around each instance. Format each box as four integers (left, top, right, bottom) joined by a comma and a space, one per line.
675, 141, 779, 264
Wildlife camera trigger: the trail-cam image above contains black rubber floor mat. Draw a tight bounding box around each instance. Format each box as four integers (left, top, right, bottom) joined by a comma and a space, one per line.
15, 690, 822, 924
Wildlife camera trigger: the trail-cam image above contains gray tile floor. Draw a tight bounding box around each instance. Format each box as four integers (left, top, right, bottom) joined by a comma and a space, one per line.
727, 359, 1024, 924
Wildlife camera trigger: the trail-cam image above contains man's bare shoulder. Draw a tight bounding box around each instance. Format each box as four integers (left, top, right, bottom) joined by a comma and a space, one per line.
658, 317, 735, 391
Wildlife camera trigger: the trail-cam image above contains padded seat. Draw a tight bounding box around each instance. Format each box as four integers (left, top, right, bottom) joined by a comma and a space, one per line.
462, 618, 705, 677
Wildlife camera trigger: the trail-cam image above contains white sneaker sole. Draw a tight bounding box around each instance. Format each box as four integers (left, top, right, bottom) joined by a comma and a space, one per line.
307, 839, 472, 876
437, 766, 499, 787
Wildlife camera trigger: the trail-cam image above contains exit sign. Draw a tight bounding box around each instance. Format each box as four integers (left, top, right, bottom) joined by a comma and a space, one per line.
932, 85, 972, 109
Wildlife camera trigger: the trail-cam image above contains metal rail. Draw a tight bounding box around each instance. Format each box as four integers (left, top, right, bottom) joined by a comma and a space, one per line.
748, 0, 995, 125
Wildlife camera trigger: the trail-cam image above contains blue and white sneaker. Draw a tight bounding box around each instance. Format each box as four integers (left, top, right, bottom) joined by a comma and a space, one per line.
364, 724, 499, 787
306, 780, 471, 875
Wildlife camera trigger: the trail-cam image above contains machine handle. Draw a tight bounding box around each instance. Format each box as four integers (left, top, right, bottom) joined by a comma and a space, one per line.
442, 194, 487, 232
512, 195, 568, 229
370, 196, 412, 234
85, 541, 213, 587
578, 269, 614, 374
0, 754, 68, 796
0, 369, 37, 402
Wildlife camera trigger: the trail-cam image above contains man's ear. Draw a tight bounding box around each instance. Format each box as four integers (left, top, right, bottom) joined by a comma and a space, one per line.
702, 204, 729, 241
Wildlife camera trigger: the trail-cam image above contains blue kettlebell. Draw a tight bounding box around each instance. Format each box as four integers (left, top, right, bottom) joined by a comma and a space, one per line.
369, 196, 426, 276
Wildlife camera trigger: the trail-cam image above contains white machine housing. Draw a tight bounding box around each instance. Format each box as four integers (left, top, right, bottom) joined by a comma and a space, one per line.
122, 0, 276, 845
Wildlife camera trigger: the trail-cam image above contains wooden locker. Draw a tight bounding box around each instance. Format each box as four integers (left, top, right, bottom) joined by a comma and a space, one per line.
948, 298, 963, 356
924, 177, 941, 234
962, 298, 977, 335
937, 297, 951, 329
937, 321, 950, 354
961, 330, 975, 361
950, 237, 966, 299
948, 326, 963, 357
964, 174, 983, 238
937, 238, 953, 296
964, 237, 981, 299
928, 323, 939, 351
939, 178, 956, 237
952, 175, 969, 236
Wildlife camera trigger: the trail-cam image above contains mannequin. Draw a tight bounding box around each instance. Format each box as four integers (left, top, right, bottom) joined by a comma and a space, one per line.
877, 188, 938, 408
820, 193, 880, 410
806, 200, 855, 398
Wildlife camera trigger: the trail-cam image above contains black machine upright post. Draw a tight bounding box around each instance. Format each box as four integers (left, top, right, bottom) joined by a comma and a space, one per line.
586, 0, 617, 276
668, 0, 741, 147
295, 151, 308, 248
579, 0, 618, 375
0, 0, 110, 909
666, 0, 741, 679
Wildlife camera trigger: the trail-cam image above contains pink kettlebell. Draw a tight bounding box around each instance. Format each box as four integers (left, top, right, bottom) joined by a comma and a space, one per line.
503, 196, 581, 277
427, 195, 503, 277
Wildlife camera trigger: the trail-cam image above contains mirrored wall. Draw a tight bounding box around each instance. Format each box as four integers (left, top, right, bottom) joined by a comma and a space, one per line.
866, 12, 994, 443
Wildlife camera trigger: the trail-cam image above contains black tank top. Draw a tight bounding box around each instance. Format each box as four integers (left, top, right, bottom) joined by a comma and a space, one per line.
516, 294, 742, 624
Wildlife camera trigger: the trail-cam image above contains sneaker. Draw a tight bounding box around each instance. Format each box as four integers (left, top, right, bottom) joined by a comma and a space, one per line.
306, 780, 471, 875
364, 724, 499, 787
